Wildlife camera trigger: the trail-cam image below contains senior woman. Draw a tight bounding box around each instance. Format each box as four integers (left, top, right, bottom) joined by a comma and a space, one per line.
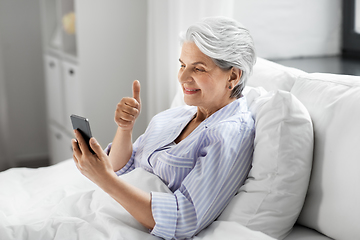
72, 16, 256, 239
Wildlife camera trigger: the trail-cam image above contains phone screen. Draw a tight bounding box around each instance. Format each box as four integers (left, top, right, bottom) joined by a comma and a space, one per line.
70, 114, 95, 154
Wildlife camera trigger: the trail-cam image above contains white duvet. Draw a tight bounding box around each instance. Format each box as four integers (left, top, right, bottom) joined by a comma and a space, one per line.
0, 159, 274, 240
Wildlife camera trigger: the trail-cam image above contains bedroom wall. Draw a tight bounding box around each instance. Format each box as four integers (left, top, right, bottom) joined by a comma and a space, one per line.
0, 0, 48, 170
0, 0, 343, 170
233, 0, 342, 60
0, 33, 10, 171
75, 0, 148, 147
146, 0, 343, 120
0, 0, 148, 170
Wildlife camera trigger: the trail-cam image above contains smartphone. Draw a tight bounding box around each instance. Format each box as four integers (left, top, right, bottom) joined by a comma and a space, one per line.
70, 114, 95, 154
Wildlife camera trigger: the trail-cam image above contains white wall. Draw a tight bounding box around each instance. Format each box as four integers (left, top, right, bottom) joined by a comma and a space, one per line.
170, 0, 342, 60
0, 0, 48, 169
233, 0, 342, 59
146, 0, 343, 120
0, 0, 343, 170
76, 0, 148, 146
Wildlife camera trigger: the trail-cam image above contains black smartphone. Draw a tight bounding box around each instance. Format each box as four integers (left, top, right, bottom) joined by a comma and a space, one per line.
70, 114, 95, 154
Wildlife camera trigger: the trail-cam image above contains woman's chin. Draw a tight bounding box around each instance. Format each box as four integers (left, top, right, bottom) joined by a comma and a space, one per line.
183, 98, 197, 106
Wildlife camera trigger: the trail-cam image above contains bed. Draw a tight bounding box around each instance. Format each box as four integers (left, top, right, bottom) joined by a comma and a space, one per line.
0, 159, 274, 240
0, 58, 316, 240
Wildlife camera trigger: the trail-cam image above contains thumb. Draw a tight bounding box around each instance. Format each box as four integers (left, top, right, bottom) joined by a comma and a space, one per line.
90, 137, 105, 157
132, 80, 141, 104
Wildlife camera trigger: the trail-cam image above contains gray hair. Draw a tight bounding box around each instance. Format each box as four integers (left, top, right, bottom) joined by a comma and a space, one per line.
180, 16, 256, 98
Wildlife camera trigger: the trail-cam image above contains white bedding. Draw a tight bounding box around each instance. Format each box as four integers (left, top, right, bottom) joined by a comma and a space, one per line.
0, 159, 274, 240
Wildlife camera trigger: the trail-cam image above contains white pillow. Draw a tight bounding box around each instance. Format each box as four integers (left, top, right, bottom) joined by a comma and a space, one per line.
291, 73, 360, 240
247, 57, 305, 91
218, 87, 313, 240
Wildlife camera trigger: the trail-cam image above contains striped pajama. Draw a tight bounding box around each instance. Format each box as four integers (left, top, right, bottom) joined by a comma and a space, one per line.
107, 97, 255, 239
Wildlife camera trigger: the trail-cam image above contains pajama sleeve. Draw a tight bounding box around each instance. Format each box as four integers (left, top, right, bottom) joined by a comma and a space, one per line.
105, 135, 144, 176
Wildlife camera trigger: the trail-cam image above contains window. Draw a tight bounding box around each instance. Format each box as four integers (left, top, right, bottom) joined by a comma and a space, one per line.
343, 0, 360, 57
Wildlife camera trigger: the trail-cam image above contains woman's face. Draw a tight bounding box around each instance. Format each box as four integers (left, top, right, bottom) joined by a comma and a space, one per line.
178, 42, 236, 115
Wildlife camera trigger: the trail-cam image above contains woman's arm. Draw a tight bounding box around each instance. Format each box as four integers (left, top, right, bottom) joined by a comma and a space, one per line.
101, 167, 156, 229
108, 80, 141, 172
72, 130, 155, 229
108, 127, 133, 172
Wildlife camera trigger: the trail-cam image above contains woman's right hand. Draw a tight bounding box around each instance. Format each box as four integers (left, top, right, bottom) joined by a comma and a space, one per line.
114, 80, 141, 131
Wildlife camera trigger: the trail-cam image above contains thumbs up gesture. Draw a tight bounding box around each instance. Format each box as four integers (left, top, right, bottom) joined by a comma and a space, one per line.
114, 80, 141, 131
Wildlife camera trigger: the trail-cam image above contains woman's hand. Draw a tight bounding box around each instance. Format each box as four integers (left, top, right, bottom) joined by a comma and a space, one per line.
72, 130, 117, 190
114, 80, 141, 131
72, 129, 156, 230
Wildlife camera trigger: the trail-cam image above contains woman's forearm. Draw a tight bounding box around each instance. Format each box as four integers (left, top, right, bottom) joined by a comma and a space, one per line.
72, 132, 154, 230
108, 127, 133, 172
103, 173, 155, 229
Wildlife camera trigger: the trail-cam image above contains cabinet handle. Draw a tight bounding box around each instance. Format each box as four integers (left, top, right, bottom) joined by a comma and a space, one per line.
55, 133, 62, 139
69, 69, 75, 75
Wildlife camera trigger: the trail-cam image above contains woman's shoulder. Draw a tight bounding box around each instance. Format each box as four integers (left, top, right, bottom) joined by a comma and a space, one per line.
207, 98, 254, 131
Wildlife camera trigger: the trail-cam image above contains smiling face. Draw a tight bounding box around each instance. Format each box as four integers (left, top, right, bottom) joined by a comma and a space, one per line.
178, 42, 239, 117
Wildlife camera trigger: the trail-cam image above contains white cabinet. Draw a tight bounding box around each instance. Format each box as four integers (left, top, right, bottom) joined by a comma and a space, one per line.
48, 124, 73, 165
44, 55, 79, 164
63, 61, 83, 131
41, 0, 79, 165
41, 0, 148, 164
44, 55, 65, 125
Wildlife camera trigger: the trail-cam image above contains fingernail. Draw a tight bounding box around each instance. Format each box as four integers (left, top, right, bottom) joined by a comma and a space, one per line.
90, 138, 97, 144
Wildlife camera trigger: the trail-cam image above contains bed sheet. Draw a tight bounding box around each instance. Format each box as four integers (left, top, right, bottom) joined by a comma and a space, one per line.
0, 159, 274, 240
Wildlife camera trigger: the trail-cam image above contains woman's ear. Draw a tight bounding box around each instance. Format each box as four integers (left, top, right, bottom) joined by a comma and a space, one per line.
228, 68, 242, 88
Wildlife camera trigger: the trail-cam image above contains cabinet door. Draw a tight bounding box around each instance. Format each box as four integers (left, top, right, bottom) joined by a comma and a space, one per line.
44, 55, 65, 125
63, 61, 83, 131
48, 124, 73, 165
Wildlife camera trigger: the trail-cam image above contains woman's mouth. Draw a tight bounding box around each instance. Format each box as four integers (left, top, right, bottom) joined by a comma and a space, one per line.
184, 87, 200, 95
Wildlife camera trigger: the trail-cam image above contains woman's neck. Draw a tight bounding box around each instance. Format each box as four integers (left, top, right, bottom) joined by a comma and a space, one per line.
195, 98, 236, 122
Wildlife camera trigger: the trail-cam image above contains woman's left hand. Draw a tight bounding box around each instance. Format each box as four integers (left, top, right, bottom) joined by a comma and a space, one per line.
72, 130, 117, 189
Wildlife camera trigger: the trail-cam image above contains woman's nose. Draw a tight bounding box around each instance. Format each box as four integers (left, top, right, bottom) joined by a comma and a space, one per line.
178, 68, 193, 83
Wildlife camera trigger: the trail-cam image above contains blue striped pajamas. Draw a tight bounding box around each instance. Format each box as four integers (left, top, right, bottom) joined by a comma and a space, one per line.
107, 97, 255, 239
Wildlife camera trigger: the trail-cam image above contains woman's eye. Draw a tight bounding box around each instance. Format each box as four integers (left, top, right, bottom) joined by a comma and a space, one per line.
195, 68, 205, 72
